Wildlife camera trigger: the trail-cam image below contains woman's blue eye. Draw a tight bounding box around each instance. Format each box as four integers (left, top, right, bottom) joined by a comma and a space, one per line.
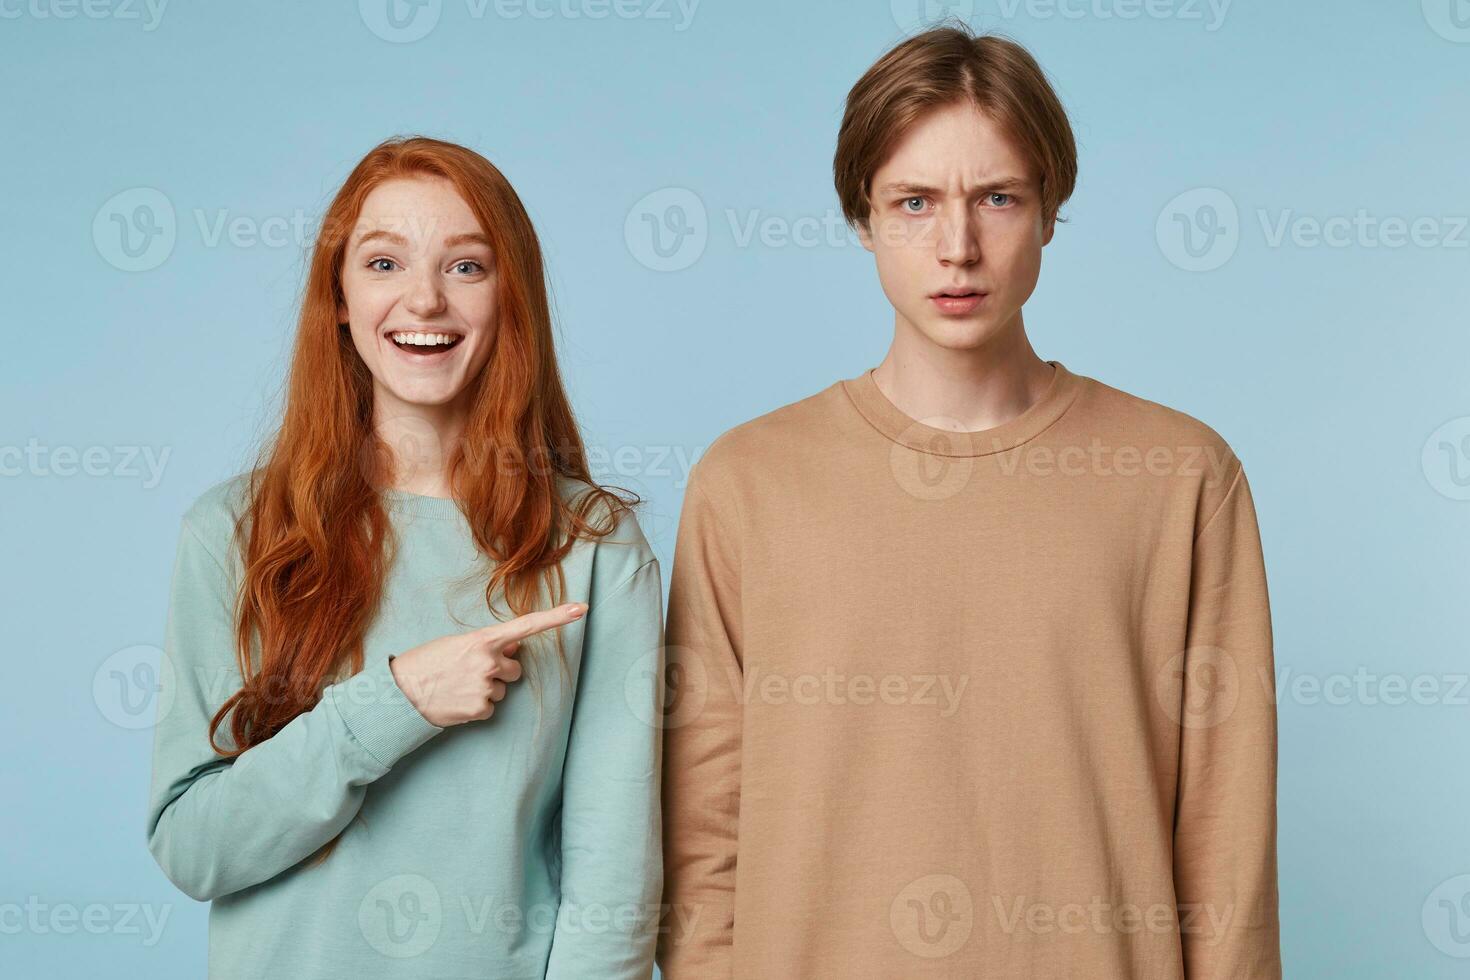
367, 258, 484, 274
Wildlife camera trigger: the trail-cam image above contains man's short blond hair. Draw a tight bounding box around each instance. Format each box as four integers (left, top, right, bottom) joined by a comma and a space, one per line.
834, 24, 1079, 229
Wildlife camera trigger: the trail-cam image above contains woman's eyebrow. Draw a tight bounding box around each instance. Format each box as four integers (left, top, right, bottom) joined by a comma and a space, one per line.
353, 228, 408, 249
443, 232, 493, 248
351, 229, 490, 249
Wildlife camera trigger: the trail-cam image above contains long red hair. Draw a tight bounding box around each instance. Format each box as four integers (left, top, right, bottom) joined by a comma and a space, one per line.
206, 136, 633, 857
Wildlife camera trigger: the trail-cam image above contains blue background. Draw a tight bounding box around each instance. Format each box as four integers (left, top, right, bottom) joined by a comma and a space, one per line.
3, 0, 1468, 975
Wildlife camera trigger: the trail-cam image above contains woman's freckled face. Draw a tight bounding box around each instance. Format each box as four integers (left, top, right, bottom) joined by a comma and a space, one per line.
338, 176, 499, 412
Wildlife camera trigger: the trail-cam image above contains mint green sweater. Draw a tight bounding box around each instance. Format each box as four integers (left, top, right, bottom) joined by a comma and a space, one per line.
145, 473, 664, 979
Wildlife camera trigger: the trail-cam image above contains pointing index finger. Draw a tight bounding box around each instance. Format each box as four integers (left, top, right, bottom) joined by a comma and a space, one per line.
490, 603, 588, 643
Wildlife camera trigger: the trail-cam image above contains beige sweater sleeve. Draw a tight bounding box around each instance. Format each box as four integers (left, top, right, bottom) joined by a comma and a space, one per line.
657, 465, 745, 978
1173, 462, 1283, 979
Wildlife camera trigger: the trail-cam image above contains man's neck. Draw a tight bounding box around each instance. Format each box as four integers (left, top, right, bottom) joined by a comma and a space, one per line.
871, 316, 1054, 434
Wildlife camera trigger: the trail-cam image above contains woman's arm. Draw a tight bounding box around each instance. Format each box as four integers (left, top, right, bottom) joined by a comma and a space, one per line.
144, 508, 444, 902
543, 520, 665, 979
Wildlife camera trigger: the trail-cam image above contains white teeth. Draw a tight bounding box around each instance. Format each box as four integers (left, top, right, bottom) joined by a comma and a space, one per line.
390, 332, 458, 346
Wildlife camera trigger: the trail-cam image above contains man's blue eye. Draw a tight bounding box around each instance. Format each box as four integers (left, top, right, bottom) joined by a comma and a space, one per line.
902, 197, 926, 213
989, 193, 1011, 207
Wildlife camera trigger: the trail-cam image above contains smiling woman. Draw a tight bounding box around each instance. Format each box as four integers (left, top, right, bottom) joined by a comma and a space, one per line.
144, 136, 664, 980
338, 177, 501, 411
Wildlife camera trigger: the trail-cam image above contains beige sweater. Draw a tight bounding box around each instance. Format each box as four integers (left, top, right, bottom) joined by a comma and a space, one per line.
656, 361, 1281, 979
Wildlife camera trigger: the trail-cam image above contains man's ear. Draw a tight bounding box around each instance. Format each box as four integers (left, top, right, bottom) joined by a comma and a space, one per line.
856, 216, 875, 253
1041, 213, 1056, 247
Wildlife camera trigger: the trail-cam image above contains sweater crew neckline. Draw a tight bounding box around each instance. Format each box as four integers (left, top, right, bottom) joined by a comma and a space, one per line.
381, 488, 466, 520
841, 359, 1082, 457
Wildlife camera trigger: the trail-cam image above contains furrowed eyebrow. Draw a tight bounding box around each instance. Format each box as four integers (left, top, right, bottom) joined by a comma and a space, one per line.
977, 177, 1027, 192
878, 182, 941, 198
878, 177, 1028, 197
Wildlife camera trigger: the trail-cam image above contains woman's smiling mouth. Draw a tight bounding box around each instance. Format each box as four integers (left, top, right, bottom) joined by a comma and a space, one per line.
387, 330, 464, 357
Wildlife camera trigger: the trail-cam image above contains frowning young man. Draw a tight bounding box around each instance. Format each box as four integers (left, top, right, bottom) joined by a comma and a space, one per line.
657, 25, 1281, 980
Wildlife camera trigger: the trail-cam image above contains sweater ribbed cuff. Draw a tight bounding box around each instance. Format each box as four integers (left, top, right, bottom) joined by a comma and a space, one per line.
328, 655, 443, 769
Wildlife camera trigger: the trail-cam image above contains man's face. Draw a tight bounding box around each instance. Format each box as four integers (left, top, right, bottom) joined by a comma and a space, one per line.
859, 100, 1054, 352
